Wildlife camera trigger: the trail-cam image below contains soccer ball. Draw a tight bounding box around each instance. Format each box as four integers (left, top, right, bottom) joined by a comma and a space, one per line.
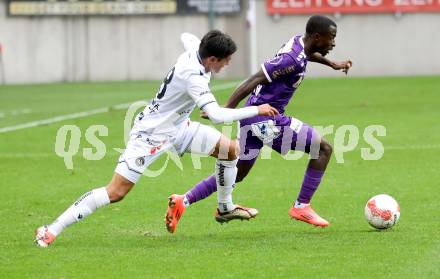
364, 194, 400, 229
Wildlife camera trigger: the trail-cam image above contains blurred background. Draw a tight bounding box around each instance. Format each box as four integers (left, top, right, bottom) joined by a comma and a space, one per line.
0, 0, 439, 85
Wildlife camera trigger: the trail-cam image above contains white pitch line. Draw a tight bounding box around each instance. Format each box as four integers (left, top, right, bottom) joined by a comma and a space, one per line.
0, 82, 238, 134
0, 107, 111, 134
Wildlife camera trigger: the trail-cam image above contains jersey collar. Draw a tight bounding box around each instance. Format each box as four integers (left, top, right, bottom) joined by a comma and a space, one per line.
196, 51, 202, 64
196, 51, 208, 75
299, 36, 307, 58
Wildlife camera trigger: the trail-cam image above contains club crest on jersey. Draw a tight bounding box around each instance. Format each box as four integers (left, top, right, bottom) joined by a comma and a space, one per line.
267, 55, 283, 65
135, 157, 145, 167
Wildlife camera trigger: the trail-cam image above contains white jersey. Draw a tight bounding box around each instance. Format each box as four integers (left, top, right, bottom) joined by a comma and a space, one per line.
181, 32, 201, 52
132, 50, 217, 136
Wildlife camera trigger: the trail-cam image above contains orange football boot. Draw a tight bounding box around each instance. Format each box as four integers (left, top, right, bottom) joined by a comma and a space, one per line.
35, 225, 56, 248
165, 194, 186, 233
289, 205, 330, 227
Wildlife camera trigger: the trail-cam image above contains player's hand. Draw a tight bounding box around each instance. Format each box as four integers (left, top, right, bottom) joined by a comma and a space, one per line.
200, 111, 209, 119
332, 60, 353, 75
257, 104, 279, 117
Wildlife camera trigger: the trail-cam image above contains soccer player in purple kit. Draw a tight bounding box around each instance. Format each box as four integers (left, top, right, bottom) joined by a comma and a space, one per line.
165, 15, 353, 232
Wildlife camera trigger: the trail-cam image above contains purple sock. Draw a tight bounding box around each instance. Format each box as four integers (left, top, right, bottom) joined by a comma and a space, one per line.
185, 175, 217, 204
297, 167, 325, 204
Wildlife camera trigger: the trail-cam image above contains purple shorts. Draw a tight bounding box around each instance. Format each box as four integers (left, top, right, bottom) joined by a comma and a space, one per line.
238, 114, 319, 164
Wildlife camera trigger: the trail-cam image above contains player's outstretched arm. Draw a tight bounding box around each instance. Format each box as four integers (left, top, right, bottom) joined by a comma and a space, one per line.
225, 70, 268, 109
203, 102, 278, 124
256, 104, 279, 116
309, 52, 353, 74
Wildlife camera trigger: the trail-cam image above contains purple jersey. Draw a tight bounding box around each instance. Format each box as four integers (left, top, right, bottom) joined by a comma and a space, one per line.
246, 35, 307, 114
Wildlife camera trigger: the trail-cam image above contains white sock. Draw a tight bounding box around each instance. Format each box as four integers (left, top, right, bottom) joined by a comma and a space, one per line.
48, 187, 110, 236
215, 159, 237, 213
183, 196, 190, 208
294, 200, 309, 209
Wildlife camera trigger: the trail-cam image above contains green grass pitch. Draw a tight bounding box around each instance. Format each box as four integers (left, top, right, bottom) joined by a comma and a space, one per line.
0, 77, 439, 278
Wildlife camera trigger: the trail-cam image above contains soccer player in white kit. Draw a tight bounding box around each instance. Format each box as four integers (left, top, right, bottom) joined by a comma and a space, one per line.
35, 30, 279, 247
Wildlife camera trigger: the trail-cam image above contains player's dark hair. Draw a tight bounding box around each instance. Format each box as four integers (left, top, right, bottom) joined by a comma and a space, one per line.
198, 30, 237, 59
306, 15, 337, 35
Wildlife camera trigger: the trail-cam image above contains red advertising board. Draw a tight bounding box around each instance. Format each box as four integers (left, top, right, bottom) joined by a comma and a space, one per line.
267, 0, 440, 14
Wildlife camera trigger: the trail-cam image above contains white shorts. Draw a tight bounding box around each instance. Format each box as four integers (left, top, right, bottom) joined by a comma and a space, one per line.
115, 120, 221, 183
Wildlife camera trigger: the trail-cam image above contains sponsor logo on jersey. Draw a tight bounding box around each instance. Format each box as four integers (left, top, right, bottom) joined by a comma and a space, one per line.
145, 137, 154, 145
148, 103, 160, 113
272, 65, 295, 79
178, 109, 192, 116
199, 90, 212, 96
151, 145, 162, 155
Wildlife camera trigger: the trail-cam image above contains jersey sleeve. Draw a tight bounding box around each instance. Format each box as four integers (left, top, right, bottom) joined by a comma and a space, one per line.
261, 54, 298, 82
187, 74, 217, 109
181, 33, 201, 52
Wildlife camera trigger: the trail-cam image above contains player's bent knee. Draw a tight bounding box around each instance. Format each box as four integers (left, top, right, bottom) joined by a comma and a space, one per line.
108, 191, 126, 203
106, 185, 128, 203
235, 173, 245, 183
219, 139, 239, 161
107, 185, 132, 203
321, 140, 333, 157
228, 140, 239, 160
213, 136, 239, 160
235, 162, 251, 183
106, 174, 134, 203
